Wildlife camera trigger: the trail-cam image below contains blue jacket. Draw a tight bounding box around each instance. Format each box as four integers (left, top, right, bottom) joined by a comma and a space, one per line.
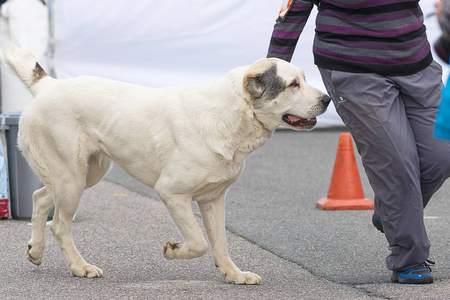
435, 75, 450, 140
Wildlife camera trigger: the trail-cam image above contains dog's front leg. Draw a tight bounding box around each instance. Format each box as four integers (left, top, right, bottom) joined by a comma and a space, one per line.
161, 194, 209, 260
198, 196, 262, 285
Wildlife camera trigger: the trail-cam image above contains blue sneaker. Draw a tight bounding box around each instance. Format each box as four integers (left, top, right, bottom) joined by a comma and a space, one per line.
372, 214, 384, 233
391, 260, 435, 284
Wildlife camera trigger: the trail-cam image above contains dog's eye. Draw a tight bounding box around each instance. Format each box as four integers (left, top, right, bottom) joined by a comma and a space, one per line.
289, 80, 299, 88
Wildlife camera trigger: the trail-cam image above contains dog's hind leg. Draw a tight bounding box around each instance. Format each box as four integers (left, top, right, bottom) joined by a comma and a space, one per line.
26, 186, 54, 266
158, 193, 208, 260
50, 175, 103, 278
198, 195, 262, 285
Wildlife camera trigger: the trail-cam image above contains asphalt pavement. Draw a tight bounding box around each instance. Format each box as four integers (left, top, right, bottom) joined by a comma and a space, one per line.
2, 128, 450, 299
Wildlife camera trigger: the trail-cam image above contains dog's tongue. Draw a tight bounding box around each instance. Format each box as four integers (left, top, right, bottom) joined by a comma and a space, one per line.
286, 115, 301, 123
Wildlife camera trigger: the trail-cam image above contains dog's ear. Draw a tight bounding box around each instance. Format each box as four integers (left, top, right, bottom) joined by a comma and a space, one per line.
243, 60, 285, 100
245, 75, 266, 98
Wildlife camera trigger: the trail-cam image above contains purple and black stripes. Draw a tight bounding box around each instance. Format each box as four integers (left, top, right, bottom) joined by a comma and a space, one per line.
267, 0, 432, 76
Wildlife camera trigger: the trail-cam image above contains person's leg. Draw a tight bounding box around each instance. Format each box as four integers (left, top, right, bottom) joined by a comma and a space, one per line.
319, 68, 430, 272
392, 61, 450, 208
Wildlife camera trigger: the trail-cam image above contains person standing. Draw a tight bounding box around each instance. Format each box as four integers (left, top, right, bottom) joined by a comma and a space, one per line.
268, 0, 450, 283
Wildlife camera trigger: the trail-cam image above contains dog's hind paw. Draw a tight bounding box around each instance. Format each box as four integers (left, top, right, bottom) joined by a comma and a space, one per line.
224, 271, 262, 285
70, 264, 103, 278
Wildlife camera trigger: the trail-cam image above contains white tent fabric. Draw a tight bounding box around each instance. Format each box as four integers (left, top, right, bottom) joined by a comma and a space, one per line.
51, 0, 344, 127
0, 0, 48, 114
0, 0, 448, 126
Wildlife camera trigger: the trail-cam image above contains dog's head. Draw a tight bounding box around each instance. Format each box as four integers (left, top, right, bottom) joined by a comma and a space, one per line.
243, 58, 330, 131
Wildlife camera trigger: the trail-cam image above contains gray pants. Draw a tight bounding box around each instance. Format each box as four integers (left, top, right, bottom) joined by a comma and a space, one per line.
319, 62, 450, 271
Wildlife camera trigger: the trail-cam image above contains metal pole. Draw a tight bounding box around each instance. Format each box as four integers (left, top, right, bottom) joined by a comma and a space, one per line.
47, 0, 57, 78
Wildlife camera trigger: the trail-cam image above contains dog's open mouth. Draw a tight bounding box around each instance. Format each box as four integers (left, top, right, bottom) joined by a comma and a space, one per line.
282, 114, 317, 128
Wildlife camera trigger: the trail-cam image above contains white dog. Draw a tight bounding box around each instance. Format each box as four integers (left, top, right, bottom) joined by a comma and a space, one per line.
5, 44, 329, 284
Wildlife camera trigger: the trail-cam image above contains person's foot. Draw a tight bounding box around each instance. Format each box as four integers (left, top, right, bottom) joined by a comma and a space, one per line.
391, 260, 435, 284
372, 214, 384, 233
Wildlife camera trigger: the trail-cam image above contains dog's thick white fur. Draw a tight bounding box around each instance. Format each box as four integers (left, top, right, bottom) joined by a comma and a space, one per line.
5, 44, 329, 284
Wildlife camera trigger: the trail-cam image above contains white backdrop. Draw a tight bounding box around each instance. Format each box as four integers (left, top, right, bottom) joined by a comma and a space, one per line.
0, 0, 48, 114
1, 0, 448, 127
51, 0, 343, 126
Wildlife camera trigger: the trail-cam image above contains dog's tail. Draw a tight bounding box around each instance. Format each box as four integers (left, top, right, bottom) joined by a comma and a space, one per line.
4, 43, 49, 97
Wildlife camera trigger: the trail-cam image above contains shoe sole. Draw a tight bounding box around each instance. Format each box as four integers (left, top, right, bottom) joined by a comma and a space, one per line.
391, 273, 434, 284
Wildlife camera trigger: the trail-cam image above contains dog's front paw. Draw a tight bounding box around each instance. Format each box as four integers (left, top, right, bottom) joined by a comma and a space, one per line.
70, 264, 103, 278
224, 271, 262, 285
26, 240, 44, 266
163, 241, 182, 260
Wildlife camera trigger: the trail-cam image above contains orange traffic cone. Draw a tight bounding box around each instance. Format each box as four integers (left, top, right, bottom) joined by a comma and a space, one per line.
316, 133, 374, 210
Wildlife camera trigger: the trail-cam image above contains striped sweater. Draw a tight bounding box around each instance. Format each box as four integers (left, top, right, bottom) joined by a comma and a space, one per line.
267, 0, 433, 76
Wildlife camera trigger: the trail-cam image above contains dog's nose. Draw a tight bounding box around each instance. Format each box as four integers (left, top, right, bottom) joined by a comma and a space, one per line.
321, 95, 331, 107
